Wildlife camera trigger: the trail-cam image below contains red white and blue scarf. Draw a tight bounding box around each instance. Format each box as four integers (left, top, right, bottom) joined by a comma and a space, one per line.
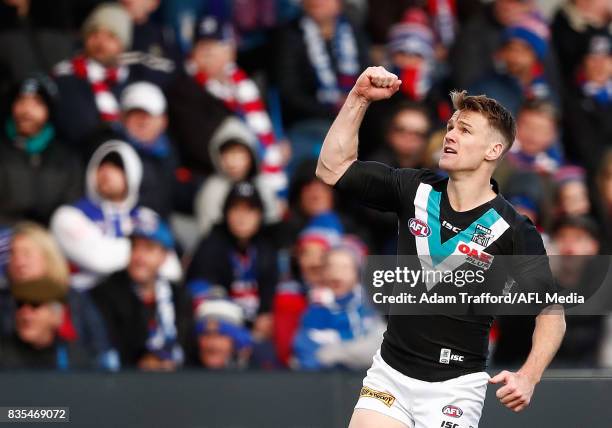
301, 16, 360, 106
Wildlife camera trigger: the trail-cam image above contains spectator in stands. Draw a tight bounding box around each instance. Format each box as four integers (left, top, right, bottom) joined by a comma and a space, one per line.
493, 215, 602, 367
194, 117, 282, 238
168, 15, 286, 198
369, 102, 431, 169
273, 212, 343, 366
116, 81, 179, 219
50, 140, 181, 290
187, 182, 278, 341
550, 216, 603, 367
91, 212, 191, 370
495, 100, 563, 191
554, 166, 591, 219
449, 0, 539, 89
3, 222, 116, 369
194, 297, 253, 369
0, 74, 82, 226
594, 150, 612, 252
551, 0, 611, 85
119, 0, 178, 86
469, 14, 557, 116
279, 158, 366, 249
561, 34, 611, 172
0, 253, 94, 369
293, 244, 385, 370
360, 8, 451, 157
0, 0, 90, 85
508, 194, 541, 227
276, 0, 368, 162
53, 3, 133, 152
363, 102, 431, 251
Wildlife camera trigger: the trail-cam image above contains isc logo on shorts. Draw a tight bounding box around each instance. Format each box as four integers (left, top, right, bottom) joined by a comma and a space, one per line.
359, 386, 396, 407
440, 348, 464, 364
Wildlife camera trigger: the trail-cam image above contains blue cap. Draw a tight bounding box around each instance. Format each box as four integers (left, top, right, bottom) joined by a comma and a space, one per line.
131, 208, 174, 249
194, 15, 235, 43
195, 318, 253, 350
502, 14, 550, 61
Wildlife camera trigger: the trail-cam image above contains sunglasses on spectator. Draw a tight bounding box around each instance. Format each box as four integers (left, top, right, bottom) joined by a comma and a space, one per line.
16, 300, 44, 309
390, 126, 428, 138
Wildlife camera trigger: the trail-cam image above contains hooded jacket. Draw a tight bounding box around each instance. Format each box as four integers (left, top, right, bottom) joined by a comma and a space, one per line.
194, 117, 281, 237
50, 140, 181, 290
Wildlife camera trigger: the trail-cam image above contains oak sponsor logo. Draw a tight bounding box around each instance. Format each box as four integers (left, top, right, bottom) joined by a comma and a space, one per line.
442, 405, 463, 418
359, 386, 396, 407
457, 243, 494, 270
408, 218, 431, 237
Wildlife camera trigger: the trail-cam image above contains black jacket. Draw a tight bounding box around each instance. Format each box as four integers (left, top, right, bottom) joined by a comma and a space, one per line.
0, 334, 93, 370
561, 86, 612, 173
0, 134, 82, 226
274, 17, 369, 127
551, 6, 611, 85
53, 73, 126, 153
90, 270, 193, 368
165, 74, 231, 174
187, 225, 278, 315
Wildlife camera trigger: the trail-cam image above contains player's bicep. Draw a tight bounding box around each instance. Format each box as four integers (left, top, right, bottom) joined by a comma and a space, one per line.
334, 161, 412, 213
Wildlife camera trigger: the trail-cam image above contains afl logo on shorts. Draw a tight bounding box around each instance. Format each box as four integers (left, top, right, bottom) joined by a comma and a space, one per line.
442, 405, 463, 418
408, 218, 431, 237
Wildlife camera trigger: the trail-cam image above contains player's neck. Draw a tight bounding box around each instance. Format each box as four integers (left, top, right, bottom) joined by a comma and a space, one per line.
447, 172, 496, 212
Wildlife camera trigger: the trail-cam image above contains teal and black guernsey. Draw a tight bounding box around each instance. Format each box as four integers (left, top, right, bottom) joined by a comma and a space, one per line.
335, 161, 556, 381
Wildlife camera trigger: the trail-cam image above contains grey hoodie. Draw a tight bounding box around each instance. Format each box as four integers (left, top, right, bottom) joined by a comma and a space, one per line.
195, 117, 281, 237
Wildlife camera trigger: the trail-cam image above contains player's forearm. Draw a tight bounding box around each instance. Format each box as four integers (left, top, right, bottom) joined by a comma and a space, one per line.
518, 307, 566, 384
316, 91, 369, 186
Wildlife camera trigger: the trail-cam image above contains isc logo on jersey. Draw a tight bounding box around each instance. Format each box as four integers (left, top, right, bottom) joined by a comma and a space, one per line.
408, 218, 431, 237
440, 348, 464, 364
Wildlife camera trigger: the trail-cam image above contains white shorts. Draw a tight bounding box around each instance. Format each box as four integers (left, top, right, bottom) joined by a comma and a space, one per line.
355, 350, 489, 428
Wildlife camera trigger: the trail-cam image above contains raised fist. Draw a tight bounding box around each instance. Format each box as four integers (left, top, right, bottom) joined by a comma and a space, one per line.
352, 66, 401, 102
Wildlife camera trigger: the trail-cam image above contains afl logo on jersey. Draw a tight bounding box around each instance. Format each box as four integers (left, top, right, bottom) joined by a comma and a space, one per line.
442, 405, 463, 418
408, 218, 431, 237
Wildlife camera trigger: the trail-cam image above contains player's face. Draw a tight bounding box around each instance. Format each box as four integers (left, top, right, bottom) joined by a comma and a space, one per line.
439, 110, 500, 172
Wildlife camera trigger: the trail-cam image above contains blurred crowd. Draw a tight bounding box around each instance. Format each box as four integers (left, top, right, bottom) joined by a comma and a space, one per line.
0, 0, 610, 372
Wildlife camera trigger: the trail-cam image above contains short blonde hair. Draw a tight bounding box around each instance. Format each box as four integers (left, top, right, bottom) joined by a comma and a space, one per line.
450, 90, 517, 154
11, 222, 70, 287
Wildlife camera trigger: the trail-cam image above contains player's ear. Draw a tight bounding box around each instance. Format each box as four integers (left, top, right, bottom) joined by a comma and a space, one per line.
484, 140, 504, 162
